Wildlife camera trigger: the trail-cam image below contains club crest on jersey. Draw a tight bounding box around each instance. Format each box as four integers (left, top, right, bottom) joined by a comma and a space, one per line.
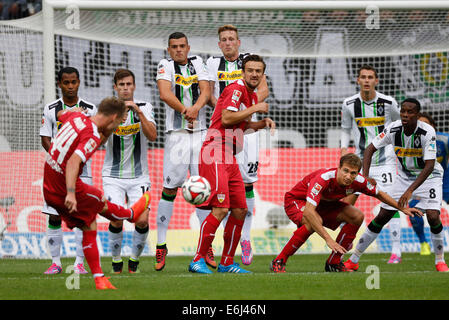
346, 188, 354, 195
217, 193, 226, 203
232, 90, 242, 102
311, 183, 322, 198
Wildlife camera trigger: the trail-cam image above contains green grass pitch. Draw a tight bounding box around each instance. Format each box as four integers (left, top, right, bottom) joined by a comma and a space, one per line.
0, 253, 448, 301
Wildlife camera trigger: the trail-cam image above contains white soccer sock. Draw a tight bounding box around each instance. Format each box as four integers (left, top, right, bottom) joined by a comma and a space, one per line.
196, 208, 210, 226
47, 226, 62, 266
389, 216, 402, 257
350, 228, 380, 263
109, 226, 123, 262
131, 226, 149, 261
431, 230, 445, 264
74, 227, 84, 265
241, 197, 255, 241
156, 198, 174, 245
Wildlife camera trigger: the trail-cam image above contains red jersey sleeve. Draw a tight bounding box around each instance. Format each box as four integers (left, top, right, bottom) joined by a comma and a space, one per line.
221, 83, 244, 112
306, 175, 330, 207
356, 175, 378, 197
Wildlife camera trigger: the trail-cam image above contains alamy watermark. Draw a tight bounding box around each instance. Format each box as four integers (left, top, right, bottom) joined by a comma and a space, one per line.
65, 4, 80, 30
365, 5, 380, 30
365, 265, 380, 289
65, 265, 80, 290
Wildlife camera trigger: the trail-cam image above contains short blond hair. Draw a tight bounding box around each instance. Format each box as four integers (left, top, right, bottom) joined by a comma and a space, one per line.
218, 24, 239, 39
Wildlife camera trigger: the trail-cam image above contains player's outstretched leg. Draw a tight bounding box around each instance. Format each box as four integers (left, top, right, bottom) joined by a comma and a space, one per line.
270, 225, 312, 273
427, 211, 449, 272
73, 228, 88, 274
44, 217, 63, 275
219, 215, 250, 273
387, 212, 402, 264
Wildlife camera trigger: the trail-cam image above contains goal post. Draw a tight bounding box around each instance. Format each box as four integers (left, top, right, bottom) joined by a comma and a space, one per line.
1, 0, 449, 258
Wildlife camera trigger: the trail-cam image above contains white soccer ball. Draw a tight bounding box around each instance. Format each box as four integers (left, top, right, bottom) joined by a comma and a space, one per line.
182, 175, 211, 205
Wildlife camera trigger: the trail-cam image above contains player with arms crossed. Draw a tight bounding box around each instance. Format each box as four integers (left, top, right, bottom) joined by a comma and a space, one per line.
344, 98, 449, 272
341, 64, 403, 264
270, 153, 421, 273
103, 69, 157, 274
40, 67, 96, 275
189, 54, 275, 274
205, 24, 269, 266
43, 97, 151, 289
155, 32, 210, 271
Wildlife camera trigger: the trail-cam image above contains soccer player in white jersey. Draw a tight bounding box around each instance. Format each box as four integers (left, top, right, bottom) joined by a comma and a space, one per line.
340, 64, 402, 264
155, 32, 210, 271
103, 69, 157, 274
344, 98, 449, 272
205, 24, 269, 266
40, 67, 96, 275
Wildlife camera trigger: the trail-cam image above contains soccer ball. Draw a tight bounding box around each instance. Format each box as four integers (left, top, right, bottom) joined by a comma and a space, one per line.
181, 176, 211, 205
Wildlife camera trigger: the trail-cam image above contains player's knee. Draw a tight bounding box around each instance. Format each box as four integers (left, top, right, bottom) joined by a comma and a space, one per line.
48, 215, 62, 227
426, 210, 442, 232
110, 220, 124, 228
212, 207, 229, 221
353, 212, 364, 226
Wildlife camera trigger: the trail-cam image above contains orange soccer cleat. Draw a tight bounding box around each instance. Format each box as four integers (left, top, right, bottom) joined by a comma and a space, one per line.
129, 191, 151, 223
205, 246, 217, 269
155, 245, 168, 271
95, 276, 117, 290
343, 259, 359, 271
435, 261, 449, 272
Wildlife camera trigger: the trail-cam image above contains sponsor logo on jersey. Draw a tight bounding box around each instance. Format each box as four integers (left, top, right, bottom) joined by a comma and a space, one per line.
175, 74, 198, 86
73, 117, 86, 131
311, 183, 322, 198
394, 147, 423, 157
355, 117, 385, 127
217, 70, 243, 81
84, 138, 97, 154
232, 90, 242, 102
114, 123, 141, 136
217, 193, 226, 203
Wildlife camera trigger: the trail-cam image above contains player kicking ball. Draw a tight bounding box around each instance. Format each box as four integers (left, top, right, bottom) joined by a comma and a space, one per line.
43, 97, 151, 289
344, 98, 449, 272
271, 153, 421, 273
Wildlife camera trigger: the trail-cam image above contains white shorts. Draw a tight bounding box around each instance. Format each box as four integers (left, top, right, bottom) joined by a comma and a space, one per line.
355, 164, 396, 196
380, 174, 442, 211
236, 131, 259, 184
103, 175, 151, 208
163, 129, 206, 189
42, 176, 93, 216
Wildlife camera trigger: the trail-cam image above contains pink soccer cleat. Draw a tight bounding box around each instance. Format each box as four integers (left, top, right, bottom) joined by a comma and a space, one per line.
435, 262, 449, 272
240, 240, 253, 265
44, 263, 62, 275
73, 263, 89, 274
387, 254, 402, 264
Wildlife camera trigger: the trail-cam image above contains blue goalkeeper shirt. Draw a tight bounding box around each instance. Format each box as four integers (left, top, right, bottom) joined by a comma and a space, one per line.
436, 131, 449, 200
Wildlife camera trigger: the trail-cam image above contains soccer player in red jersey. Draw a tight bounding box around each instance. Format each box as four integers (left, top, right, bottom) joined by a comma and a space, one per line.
270, 153, 422, 273
189, 55, 275, 274
43, 97, 151, 289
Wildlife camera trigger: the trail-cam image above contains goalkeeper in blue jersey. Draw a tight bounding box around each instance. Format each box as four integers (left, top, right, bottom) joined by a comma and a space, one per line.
408, 112, 449, 255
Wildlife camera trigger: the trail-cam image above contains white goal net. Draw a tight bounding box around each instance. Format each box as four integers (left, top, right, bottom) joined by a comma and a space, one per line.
0, 1, 448, 258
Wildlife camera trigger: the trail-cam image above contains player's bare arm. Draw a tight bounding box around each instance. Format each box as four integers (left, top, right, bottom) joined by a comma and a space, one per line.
375, 190, 423, 217
302, 202, 347, 254
398, 159, 435, 208
157, 79, 187, 114
183, 80, 210, 123
126, 101, 157, 141
41, 136, 51, 152
64, 152, 83, 213
221, 102, 269, 127
362, 143, 376, 181
208, 81, 218, 107
246, 117, 276, 134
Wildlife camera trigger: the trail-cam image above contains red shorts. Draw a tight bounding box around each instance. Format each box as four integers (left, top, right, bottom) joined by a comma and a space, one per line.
284, 199, 349, 231
43, 179, 105, 229
197, 160, 247, 210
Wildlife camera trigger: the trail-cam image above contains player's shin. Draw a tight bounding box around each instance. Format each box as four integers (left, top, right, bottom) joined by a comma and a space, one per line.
350, 220, 384, 263
276, 225, 312, 263
328, 223, 359, 265
194, 213, 220, 262
131, 225, 149, 261
82, 230, 104, 277
430, 222, 445, 264
221, 215, 244, 266
108, 223, 123, 262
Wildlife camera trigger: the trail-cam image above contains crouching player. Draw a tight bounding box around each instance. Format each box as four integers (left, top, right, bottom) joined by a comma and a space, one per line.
43, 97, 151, 289
271, 153, 421, 273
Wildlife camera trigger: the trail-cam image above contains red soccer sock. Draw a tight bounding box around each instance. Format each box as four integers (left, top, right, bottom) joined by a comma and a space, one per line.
327, 223, 360, 265
276, 225, 312, 263
220, 215, 244, 266
103, 201, 133, 220
82, 230, 103, 277
193, 213, 221, 262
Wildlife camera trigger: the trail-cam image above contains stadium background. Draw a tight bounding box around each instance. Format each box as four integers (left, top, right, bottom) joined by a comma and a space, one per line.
0, 5, 448, 257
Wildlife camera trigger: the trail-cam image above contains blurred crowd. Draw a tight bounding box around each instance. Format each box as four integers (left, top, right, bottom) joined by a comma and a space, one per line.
0, 0, 41, 20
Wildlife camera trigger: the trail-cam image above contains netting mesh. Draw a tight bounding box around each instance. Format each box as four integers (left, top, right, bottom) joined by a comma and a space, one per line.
0, 6, 449, 257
